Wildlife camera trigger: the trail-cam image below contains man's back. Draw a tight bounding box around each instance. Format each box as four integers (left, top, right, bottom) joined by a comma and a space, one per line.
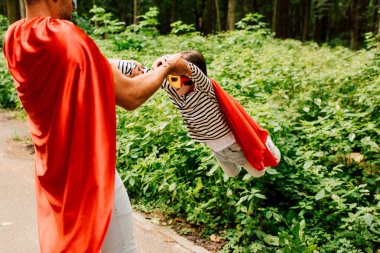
3, 17, 117, 252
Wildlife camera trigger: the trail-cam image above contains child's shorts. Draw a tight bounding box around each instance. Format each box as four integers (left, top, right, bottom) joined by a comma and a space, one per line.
212, 137, 281, 178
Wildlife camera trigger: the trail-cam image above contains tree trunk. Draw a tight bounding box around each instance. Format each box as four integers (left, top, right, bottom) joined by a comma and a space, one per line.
194, 0, 206, 32
226, 0, 236, 30
171, 0, 178, 23
302, 0, 311, 41
5, 0, 20, 24
133, 0, 140, 24
204, 0, 215, 33
349, 0, 369, 50
215, 0, 221, 32
240, 0, 246, 21
314, 0, 331, 43
272, 0, 290, 38
377, 0, 380, 49
19, 0, 25, 19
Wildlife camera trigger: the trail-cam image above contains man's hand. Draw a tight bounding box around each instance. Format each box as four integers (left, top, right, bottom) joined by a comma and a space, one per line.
151, 55, 171, 70
152, 54, 192, 77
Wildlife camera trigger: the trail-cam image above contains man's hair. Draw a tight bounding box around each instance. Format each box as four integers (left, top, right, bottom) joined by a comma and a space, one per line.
181, 50, 207, 76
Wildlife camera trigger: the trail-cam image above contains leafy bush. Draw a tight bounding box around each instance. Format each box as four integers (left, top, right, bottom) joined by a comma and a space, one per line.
0, 13, 378, 251
126, 7, 160, 36
0, 15, 9, 48
89, 6, 125, 38
170, 21, 196, 35
72, 12, 94, 35
112, 7, 160, 51
236, 13, 272, 36
108, 31, 380, 252
0, 56, 18, 109
0, 15, 19, 109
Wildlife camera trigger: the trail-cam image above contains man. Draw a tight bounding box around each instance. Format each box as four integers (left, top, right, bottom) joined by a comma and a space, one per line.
2, 0, 182, 252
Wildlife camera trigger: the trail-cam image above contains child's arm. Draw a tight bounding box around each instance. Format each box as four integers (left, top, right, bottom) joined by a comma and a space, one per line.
154, 55, 212, 92
152, 54, 192, 92
185, 61, 213, 93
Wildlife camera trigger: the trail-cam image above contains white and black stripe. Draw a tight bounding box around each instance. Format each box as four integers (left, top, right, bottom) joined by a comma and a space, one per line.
118, 60, 135, 76
162, 61, 231, 142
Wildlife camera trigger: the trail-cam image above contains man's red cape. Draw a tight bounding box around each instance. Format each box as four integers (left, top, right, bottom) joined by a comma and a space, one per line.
3, 17, 116, 252
210, 79, 279, 171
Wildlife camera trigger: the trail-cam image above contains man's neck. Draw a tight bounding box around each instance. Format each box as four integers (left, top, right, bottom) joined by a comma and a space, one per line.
25, 2, 58, 21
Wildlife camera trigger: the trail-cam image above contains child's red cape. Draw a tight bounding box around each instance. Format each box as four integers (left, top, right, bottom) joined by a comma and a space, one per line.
210, 79, 279, 171
3, 17, 116, 252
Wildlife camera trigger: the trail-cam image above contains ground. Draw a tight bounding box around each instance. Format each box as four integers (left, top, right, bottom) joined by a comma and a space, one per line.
0, 110, 215, 253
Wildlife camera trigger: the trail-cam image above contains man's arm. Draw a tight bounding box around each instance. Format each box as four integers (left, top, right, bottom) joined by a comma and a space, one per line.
112, 64, 171, 111
109, 59, 144, 78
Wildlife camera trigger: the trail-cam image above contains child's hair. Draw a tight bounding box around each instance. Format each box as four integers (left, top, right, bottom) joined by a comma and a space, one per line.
181, 50, 207, 76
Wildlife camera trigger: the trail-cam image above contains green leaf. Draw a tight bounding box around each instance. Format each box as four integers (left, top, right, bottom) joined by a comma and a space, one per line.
315, 189, 325, 201
206, 164, 219, 176
266, 168, 278, 175
255, 193, 267, 199
363, 213, 373, 226
314, 98, 321, 107
263, 234, 280, 246
304, 160, 313, 170
348, 133, 356, 142
299, 220, 305, 241
168, 182, 177, 192
129, 177, 135, 187
242, 173, 252, 181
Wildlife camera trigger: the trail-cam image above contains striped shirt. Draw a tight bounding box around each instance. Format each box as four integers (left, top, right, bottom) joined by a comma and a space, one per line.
162, 61, 232, 143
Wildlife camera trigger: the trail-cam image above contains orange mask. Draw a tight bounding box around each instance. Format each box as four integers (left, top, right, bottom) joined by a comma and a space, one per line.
168, 75, 192, 88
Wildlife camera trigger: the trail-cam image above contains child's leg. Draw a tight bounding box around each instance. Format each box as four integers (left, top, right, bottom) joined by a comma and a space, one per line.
213, 147, 241, 177
242, 162, 266, 178
223, 143, 266, 178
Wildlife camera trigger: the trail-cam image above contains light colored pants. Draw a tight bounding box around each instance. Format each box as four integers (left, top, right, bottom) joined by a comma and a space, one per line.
101, 172, 137, 253
212, 137, 281, 178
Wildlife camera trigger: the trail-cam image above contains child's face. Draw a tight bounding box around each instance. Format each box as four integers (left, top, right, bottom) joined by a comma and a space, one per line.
176, 83, 194, 96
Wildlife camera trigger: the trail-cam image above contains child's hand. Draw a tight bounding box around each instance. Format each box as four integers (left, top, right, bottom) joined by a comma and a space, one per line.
168, 54, 192, 77
151, 55, 172, 70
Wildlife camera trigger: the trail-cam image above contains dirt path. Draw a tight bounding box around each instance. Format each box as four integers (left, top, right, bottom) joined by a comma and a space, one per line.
0, 110, 209, 253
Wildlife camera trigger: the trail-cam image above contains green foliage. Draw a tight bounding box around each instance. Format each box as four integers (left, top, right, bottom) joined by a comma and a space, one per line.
127, 7, 160, 36
364, 32, 378, 50
170, 21, 196, 35
89, 5, 125, 38
0, 15, 9, 48
112, 7, 161, 51
106, 30, 380, 252
235, 13, 272, 36
72, 12, 94, 35
0, 14, 379, 251
0, 56, 19, 109
0, 15, 19, 109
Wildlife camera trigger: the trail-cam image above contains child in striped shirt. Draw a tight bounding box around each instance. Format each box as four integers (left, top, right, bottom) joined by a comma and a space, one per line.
118, 51, 281, 178
156, 50, 282, 178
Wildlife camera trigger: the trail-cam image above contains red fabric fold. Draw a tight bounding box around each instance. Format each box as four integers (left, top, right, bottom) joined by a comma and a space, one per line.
210, 79, 279, 171
3, 17, 116, 252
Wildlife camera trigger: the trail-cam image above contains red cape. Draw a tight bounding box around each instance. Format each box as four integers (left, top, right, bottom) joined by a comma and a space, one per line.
210, 79, 279, 171
3, 17, 116, 252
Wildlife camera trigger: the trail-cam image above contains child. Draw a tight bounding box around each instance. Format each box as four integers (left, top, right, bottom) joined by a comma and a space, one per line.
119, 51, 281, 178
